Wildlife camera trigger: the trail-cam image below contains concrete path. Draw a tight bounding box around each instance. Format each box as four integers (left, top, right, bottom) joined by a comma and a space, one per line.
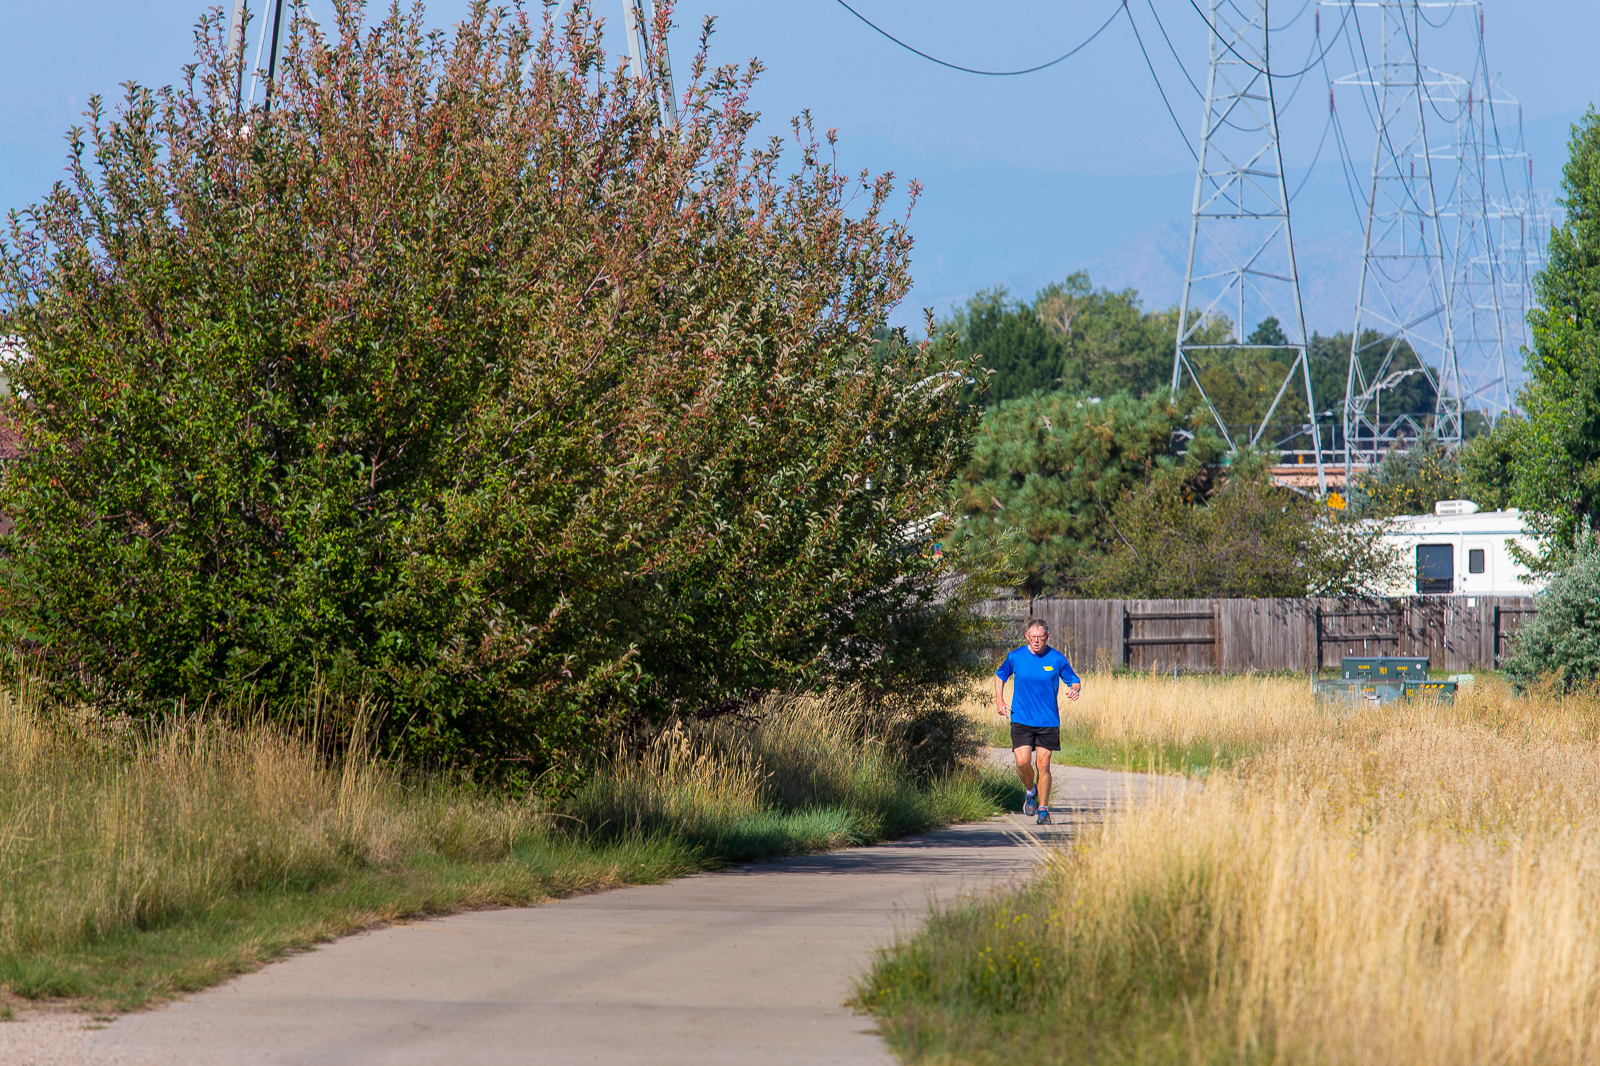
6, 761, 1172, 1066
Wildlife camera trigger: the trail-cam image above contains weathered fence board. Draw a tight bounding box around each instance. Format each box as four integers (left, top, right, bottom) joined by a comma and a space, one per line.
980, 595, 1537, 672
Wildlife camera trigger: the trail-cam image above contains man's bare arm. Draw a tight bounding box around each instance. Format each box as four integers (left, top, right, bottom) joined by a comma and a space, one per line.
994, 673, 1009, 716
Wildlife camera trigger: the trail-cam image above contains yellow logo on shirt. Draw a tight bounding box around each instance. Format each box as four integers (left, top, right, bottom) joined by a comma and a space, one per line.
1044, 666, 1053, 671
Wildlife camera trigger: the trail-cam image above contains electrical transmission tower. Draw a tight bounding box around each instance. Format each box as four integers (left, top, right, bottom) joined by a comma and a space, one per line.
1334, 0, 1470, 473
1463, 0, 1550, 422
1172, 0, 1324, 492
225, 0, 290, 112
624, 0, 678, 129
1440, 66, 1527, 423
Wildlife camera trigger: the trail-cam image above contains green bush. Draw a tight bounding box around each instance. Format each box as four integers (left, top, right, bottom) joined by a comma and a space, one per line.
1087, 450, 1401, 597
1502, 535, 1600, 691
0, 1, 985, 781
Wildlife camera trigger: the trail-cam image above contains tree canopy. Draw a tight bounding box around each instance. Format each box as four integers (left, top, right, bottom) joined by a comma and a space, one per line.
947, 274, 1203, 406
1086, 453, 1399, 598
1506, 107, 1600, 545
0, 0, 983, 781
952, 390, 1223, 594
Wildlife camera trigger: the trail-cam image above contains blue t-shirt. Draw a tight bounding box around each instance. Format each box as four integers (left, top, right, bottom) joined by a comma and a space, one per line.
996, 645, 1080, 727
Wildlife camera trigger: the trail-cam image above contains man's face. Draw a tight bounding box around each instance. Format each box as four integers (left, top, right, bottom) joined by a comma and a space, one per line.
1026, 626, 1048, 654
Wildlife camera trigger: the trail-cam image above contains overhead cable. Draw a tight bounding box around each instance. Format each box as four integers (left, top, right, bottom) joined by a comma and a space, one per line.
1124, 3, 1199, 159
1145, 0, 1204, 100
1288, 106, 1335, 203
829, 0, 1123, 77
1348, 3, 1436, 219
1184, 0, 1352, 79
1272, 0, 1317, 32
1317, 21, 1374, 238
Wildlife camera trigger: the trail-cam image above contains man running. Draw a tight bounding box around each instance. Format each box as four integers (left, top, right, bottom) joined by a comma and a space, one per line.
994, 618, 1081, 825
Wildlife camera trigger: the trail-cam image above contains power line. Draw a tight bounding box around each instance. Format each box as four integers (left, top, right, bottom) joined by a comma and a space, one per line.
1320, 37, 1371, 228
1145, 0, 1204, 100
1288, 104, 1335, 202
1273, 0, 1318, 31
1125, 4, 1199, 158
829, 0, 1123, 77
1183, 0, 1352, 79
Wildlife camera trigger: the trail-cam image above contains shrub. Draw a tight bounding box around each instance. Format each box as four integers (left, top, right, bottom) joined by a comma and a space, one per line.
1502, 535, 1600, 691
0, 1, 983, 781
1086, 450, 1400, 597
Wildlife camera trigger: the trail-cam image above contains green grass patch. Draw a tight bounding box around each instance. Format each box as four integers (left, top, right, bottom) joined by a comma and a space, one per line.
980, 718, 1247, 776
852, 878, 1251, 1066
1053, 724, 1250, 776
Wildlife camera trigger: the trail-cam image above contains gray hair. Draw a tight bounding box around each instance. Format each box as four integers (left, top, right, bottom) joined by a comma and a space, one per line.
1024, 617, 1049, 634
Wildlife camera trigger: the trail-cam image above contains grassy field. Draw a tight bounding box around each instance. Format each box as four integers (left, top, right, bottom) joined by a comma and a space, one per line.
861, 671, 1600, 1065
967, 671, 1316, 773
0, 683, 1008, 1012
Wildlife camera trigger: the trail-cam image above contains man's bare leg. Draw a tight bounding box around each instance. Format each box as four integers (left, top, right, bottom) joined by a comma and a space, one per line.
1012, 745, 1036, 791
1034, 748, 1053, 809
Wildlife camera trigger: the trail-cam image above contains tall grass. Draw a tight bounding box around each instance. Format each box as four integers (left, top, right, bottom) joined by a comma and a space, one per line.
0, 683, 1005, 1009
961, 670, 1320, 770
568, 692, 995, 858
859, 674, 1600, 1064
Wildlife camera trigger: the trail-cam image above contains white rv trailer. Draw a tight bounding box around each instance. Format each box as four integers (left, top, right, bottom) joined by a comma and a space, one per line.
1375, 501, 1545, 597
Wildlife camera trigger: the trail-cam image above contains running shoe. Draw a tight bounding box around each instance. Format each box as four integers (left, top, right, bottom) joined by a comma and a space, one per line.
1036, 807, 1051, 825
1022, 791, 1037, 817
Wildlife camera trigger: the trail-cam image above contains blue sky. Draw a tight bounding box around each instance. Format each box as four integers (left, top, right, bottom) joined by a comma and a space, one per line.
3, 1, 1596, 335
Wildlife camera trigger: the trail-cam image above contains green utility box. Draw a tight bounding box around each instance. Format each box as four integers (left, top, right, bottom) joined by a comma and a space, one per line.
1341, 656, 1430, 681
1403, 679, 1458, 702
1313, 679, 1405, 706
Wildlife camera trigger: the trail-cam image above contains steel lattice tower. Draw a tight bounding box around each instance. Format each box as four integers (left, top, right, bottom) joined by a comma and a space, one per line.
225, 0, 289, 111
1441, 67, 1534, 423
1172, 0, 1324, 492
1335, 0, 1470, 473
624, 0, 678, 129
1438, 69, 1512, 421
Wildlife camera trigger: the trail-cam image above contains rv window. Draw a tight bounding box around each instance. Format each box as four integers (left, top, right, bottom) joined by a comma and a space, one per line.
1416, 544, 1454, 594
1468, 548, 1485, 574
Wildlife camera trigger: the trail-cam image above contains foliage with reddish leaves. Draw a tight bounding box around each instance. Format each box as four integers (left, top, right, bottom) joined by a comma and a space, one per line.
0, 1, 984, 784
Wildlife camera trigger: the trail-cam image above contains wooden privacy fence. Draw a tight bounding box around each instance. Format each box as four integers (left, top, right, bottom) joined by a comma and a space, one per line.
978, 595, 1539, 673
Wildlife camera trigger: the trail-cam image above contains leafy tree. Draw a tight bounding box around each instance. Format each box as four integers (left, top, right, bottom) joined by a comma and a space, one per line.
1508, 107, 1600, 546
0, 1, 983, 780
1087, 452, 1400, 597
1307, 329, 1437, 428
949, 273, 1209, 406
1347, 433, 1463, 518
1032, 274, 1189, 399
952, 391, 1222, 593
1502, 534, 1600, 692
1458, 416, 1525, 511
1190, 317, 1308, 437
952, 286, 1065, 404
1248, 317, 1291, 348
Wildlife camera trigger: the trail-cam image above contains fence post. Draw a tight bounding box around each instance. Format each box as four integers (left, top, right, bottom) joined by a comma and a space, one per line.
1212, 602, 1221, 671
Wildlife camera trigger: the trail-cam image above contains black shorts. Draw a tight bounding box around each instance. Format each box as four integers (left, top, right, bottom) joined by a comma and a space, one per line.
1010, 723, 1061, 751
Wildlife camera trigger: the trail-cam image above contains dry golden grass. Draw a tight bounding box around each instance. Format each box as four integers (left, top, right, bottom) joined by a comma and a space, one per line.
565, 690, 997, 850
0, 680, 1005, 1008
864, 673, 1600, 1064
957, 670, 1324, 769
0, 686, 545, 962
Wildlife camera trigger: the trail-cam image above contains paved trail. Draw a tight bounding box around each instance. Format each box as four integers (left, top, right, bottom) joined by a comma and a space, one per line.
5, 761, 1172, 1066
